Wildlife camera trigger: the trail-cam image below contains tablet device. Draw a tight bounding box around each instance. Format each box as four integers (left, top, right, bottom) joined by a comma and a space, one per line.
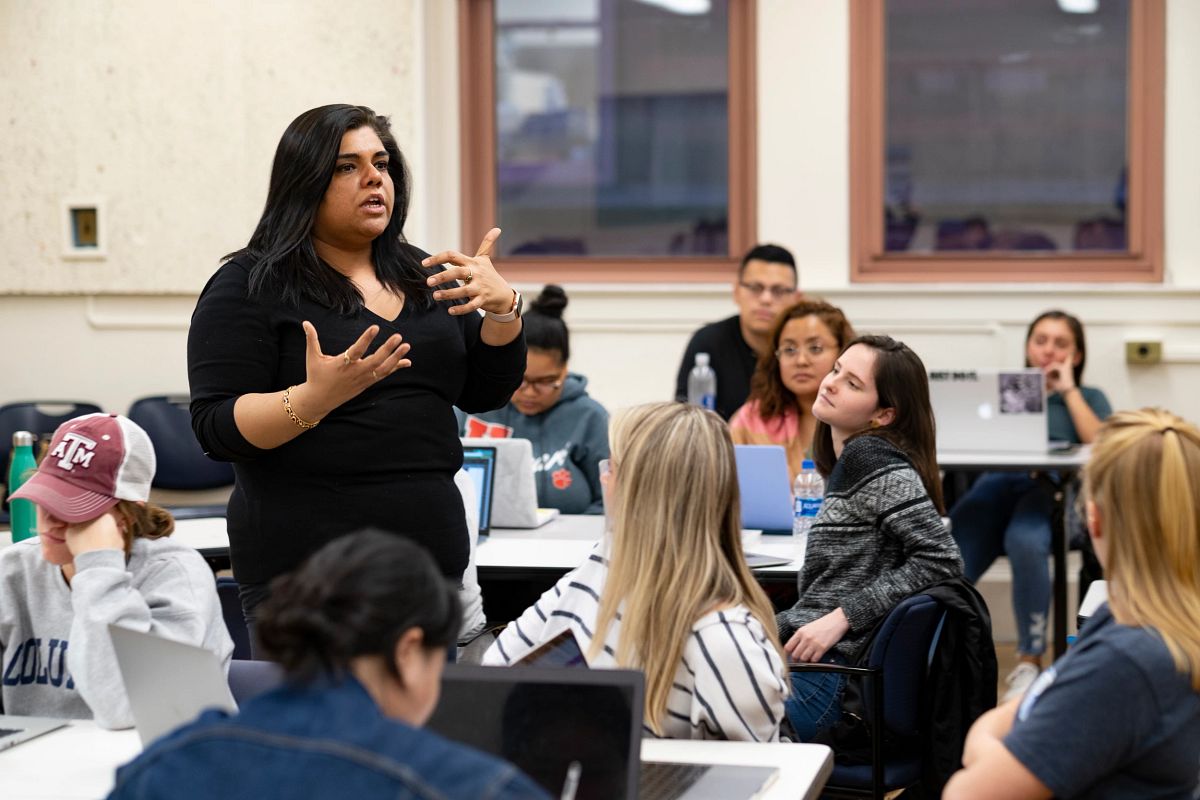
515, 630, 587, 668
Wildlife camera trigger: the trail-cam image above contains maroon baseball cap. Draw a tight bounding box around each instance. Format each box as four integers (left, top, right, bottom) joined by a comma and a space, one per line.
10, 413, 156, 523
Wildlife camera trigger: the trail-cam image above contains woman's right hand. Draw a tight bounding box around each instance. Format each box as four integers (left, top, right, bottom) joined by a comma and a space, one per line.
298, 320, 411, 417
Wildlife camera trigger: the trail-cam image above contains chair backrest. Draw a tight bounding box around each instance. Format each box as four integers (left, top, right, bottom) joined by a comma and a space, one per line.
1, 401, 104, 505
228, 659, 285, 706
863, 593, 944, 739
216, 576, 252, 661
127, 395, 234, 490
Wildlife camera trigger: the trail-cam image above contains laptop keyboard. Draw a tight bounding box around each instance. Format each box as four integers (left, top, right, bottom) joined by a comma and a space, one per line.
639, 761, 709, 800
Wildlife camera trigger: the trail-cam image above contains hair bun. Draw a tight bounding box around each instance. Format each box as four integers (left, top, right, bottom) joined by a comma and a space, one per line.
531, 284, 568, 318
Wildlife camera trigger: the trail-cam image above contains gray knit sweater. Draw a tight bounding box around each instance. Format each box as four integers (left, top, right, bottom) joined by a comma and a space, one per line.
777, 434, 963, 661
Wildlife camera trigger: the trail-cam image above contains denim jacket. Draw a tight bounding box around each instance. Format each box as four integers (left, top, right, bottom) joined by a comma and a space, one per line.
107, 675, 550, 800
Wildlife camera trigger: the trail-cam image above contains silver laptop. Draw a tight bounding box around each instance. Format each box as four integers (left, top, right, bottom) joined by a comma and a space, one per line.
928, 368, 1048, 452
734, 445, 795, 533
0, 715, 67, 751
428, 662, 778, 800
462, 437, 560, 529
108, 624, 236, 746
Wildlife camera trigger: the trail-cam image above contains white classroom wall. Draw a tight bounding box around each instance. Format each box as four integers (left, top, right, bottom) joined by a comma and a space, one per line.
1, 0, 1198, 423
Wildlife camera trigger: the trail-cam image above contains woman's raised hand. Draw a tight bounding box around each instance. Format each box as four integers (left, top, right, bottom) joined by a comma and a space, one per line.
422, 228, 515, 316
1043, 357, 1076, 395
301, 320, 411, 415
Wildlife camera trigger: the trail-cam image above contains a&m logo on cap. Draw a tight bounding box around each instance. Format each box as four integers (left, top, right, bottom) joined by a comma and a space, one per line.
50, 432, 99, 471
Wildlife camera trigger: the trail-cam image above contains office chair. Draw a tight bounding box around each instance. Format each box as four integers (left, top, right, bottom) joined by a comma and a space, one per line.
228, 659, 284, 705
790, 593, 945, 799
1, 401, 104, 519
127, 395, 233, 517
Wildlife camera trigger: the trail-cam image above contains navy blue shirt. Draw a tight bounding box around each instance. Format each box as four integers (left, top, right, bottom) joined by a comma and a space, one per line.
1004, 604, 1200, 798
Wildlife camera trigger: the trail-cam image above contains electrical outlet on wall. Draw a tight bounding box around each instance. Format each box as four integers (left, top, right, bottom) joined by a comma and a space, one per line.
1125, 340, 1163, 365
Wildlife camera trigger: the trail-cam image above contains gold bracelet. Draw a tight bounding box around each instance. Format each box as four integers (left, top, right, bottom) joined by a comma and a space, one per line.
282, 386, 319, 430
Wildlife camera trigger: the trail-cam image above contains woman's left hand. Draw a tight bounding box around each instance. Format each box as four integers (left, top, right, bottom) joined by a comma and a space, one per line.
422, 228, 515, 316
65, 511, 125, 557
784, 608, 851, 663
1043, 357, 1076, 395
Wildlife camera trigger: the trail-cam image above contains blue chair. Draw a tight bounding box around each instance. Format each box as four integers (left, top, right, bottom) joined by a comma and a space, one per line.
228, 659, 284, 705
216, 576, 252, 661
790, 593, 945, 799
127, 395, 233, 517
1, 401, 104, 520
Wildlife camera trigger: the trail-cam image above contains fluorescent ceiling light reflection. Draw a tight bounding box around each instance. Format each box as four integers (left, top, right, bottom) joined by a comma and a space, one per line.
636, 0, 711, 15
1057, 0, 1098, 13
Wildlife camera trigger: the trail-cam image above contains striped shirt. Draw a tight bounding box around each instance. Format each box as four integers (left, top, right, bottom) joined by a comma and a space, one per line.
482, 550, 788, 742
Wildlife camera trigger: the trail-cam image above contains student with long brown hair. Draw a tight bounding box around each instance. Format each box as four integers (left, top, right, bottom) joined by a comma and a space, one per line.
484, 402, 789, 741
729, 299, 856, 480
945, 409, 1200, 799
777, 335, 963, 740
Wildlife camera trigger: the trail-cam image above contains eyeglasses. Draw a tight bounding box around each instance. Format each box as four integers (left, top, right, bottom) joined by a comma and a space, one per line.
518, 376, 564, 394
775, 343, 833, 361
739, 281, 795, 300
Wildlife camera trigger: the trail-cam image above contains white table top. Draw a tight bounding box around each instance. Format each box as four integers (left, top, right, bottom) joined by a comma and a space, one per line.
166, 514, 807, 576
937, 445, 1090, 471
0, 721, 831, 800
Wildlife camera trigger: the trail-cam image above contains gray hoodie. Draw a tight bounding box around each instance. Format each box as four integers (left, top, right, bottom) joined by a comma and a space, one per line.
0, 536, 233, 729
459, 373, 610, 514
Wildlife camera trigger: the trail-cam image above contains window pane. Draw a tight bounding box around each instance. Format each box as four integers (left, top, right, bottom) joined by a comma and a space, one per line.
495, 0, 730, 257
885, 0, 1129, 254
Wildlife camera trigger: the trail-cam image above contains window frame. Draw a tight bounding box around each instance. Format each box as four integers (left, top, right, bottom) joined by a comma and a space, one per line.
458, 0, 758, 282
849, 0, 1165, 283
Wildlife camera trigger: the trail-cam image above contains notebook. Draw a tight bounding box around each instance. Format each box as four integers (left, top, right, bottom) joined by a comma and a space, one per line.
734, 445, 795, 534
461, 445, 498, 535
928, 368, 1049, 453
108, 624, 236, 746
0, 715, 67, 752
461, 437, 560, 529
428, 662, 778, 800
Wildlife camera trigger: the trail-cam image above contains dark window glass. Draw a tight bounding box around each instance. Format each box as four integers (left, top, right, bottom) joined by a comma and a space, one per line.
495, 0, 730, 258
885, 0, 1129, 254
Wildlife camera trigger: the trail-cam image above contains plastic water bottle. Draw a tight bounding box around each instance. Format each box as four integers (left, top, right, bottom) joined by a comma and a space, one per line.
687, 353, 717, 411
792, 459, 825, 538
8, 431, 38, 542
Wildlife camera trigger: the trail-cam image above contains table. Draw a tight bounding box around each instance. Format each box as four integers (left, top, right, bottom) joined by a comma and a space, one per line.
0, 720, 832, 800
939, 446, 1089, 658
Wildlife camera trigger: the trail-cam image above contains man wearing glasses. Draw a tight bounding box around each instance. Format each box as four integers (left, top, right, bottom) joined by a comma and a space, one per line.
674, 244, 800, 419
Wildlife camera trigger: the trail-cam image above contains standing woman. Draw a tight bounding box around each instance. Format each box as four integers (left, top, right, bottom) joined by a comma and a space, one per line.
944, 409, 1200, 799
777, 335, 963, 741
459, 285, 609, 514
950, 310, 1112, 700
729, 300, 855, 481
188, 105, 525, 639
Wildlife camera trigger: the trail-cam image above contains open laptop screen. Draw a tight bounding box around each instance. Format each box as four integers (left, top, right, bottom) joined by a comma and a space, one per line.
428, 664, 642, 800
461, 446, 498, 535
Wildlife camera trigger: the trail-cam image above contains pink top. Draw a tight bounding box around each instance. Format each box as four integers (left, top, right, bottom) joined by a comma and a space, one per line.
728, 399, 810, 482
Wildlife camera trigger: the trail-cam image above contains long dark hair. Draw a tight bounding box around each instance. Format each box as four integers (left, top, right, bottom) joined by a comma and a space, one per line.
257, 530, 461, 684
227, 104, 432, 313
1025, 309, 1087, 386
525, 284, 570, 362
812, 335, 945, 514
749, 299, 855, 421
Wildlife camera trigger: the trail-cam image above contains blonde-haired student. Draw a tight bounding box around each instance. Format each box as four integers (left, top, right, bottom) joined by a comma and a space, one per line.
484, 402, 789, 741
945, 408, 1200, 800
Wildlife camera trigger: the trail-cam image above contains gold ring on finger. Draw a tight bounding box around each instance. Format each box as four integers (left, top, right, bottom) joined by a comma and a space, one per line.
371, 369, 378, 380
343, 351, 352, 366
464, 269, 474, 285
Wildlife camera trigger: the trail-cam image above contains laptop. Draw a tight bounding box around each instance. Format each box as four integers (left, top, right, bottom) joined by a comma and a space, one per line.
928, 368, 1049, 453
734, 445, 794, 535
428, 662, 778, 800
461, 445, 499, 535
462, 437, 560, 529
108, 624, 236, 746
0, 715, 67, 751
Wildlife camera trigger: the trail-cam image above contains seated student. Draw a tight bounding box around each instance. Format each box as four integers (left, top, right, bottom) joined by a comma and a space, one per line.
108, 530, 549, 800
776, 335, 963, 741
729, 299, 855, 481
483, 402, 789, 741
459, 284, 609, 514
950, 310, 1112, 700
0, 413, 232, 729
944, 409, 1200, 800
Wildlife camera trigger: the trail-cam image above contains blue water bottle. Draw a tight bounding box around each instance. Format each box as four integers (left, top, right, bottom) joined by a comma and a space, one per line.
8, 431, 38, 542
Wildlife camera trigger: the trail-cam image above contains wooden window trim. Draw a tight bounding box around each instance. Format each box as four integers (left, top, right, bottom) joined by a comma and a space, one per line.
849, 0, 1164, 283
459, 0, 757, 283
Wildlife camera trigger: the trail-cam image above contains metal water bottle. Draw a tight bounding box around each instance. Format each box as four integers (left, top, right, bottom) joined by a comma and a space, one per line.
8, 431, 38, 542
